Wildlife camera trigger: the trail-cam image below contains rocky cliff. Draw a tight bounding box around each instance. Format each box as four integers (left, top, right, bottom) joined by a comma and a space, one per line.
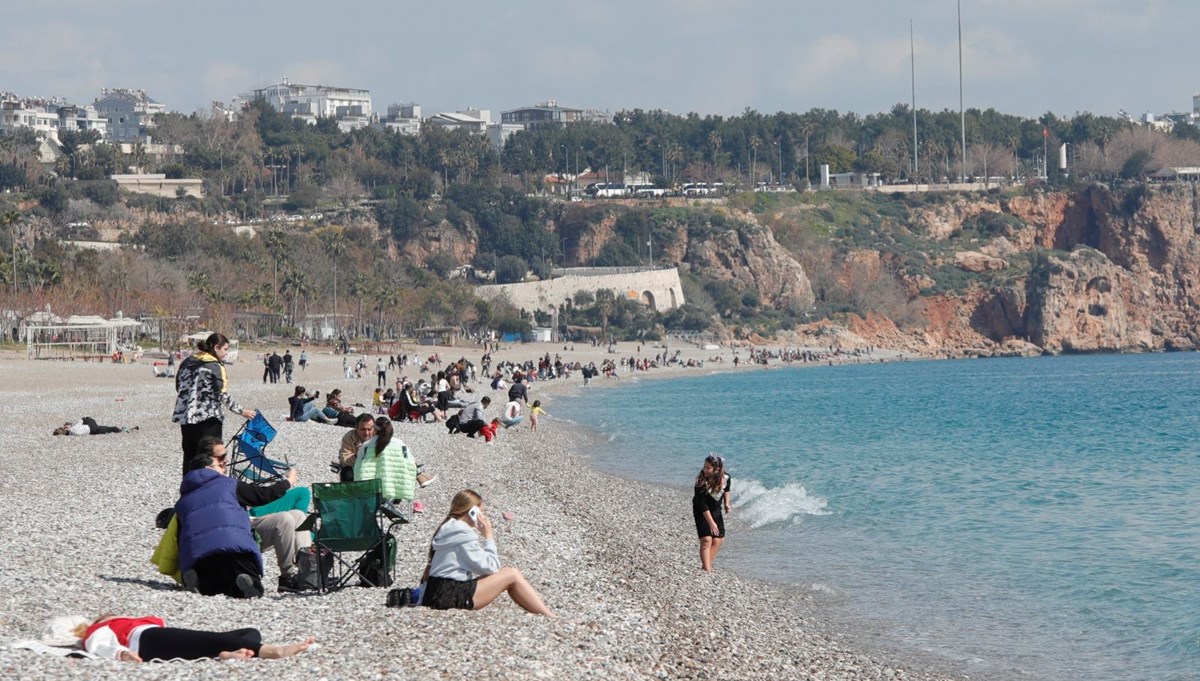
843, 184, 1200, 356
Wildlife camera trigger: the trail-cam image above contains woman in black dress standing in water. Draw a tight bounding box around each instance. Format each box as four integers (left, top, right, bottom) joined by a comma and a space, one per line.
693, 454, 731, 571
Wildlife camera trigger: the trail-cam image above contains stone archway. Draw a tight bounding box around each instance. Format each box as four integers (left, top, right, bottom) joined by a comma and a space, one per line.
669, 288, 678, 309
641, 290, 657, 311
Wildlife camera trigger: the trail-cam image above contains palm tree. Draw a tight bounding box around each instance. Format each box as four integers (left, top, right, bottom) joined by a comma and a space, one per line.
264, 229, 288, 301
317, 228, 346, 336
348, 273, 372, 339
280, 268, 311, 326
2, 209, 19, 301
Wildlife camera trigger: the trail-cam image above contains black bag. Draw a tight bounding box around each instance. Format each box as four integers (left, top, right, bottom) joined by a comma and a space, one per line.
155, 507, 175, 529
296, 547, 333, 591
356, 535, 396, 587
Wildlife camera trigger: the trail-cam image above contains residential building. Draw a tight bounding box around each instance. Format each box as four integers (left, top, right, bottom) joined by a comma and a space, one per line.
501, 100, 583, 130
0, 92, 108, 142
93, 88, 166, 143
243, 76, 373, 130
426, 110, 488, 134
378, 102, 422, 135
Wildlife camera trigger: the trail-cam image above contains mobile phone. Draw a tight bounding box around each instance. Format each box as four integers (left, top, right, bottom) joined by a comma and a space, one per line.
467, 506, 480, 524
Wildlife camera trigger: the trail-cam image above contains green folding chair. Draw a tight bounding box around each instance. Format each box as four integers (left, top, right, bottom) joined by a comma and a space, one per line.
309, 480, 400, 592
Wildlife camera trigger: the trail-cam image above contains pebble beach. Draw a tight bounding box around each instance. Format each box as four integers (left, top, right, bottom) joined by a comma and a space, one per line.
0, 345, 975, 681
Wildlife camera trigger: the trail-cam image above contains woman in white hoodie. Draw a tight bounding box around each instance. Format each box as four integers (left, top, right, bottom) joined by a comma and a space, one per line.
421, 489, 553, 615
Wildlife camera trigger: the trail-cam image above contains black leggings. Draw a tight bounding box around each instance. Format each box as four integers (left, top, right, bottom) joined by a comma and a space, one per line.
138, 626, 262, 660
180, 418, 222, 475
193, 552, 263, 598
81, 417, 121, 435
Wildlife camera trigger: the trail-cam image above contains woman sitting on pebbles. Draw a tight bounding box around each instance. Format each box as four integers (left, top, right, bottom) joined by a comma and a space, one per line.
45, 614, 314, 662
421, 489, 553, 616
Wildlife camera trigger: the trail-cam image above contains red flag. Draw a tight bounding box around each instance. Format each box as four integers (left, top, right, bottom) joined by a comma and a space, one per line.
1043, 128, 1049, 138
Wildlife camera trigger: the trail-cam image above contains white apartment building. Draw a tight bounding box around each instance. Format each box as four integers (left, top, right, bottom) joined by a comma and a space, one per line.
245, 77, 373, 130
378, 102, 422, 135
0, 92, 108, 142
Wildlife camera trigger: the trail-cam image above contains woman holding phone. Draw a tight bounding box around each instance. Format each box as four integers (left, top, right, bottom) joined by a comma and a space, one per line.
420, 489, 553, 615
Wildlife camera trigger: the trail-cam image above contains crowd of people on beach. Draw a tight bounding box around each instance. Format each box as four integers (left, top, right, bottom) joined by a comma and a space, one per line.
32, 331, 759, 664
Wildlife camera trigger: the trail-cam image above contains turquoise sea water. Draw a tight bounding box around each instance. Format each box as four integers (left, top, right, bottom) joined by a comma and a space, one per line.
553, 353, 1200, 681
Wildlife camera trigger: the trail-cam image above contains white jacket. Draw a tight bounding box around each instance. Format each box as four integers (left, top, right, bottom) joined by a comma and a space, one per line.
428, 518, 500, 581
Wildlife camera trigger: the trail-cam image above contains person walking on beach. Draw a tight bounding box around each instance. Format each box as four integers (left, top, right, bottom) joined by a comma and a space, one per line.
173, 333, 255, 476
299, 349, 308, 372
693, 454, 732, 572
420, 489, 553, 615
377, 357, 388, 387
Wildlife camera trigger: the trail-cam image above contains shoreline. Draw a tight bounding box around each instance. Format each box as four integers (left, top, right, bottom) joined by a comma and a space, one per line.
0, 345, 985, 680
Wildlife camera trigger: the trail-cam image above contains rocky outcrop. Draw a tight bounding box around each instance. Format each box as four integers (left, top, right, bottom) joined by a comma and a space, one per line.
954, 251, 1008, 272
686, 225, 814, 312
1025, 248, 1158, 353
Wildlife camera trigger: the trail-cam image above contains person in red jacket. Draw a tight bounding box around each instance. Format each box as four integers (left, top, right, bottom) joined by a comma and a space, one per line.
67, 614, 314, 661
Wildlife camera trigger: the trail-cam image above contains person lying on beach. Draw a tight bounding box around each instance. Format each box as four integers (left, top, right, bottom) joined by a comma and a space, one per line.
48, 614, 313, 661
420, 489, 553, 616
52, 417, 137, 436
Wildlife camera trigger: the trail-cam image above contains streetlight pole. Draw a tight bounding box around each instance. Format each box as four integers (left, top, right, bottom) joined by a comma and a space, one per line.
777, 140, 783, 186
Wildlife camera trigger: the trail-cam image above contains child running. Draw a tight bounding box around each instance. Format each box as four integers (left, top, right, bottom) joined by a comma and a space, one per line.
529, 400, 549, 431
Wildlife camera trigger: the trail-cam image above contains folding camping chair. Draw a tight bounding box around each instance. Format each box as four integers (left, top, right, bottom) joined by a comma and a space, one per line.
226, 411, 290, 483
307, 479, 407, 593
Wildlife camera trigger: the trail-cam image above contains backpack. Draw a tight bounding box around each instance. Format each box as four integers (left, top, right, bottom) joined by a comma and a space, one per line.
356, 535, 396, 587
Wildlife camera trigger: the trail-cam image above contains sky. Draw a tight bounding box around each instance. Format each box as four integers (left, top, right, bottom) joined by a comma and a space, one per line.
2, 0, 1197, 121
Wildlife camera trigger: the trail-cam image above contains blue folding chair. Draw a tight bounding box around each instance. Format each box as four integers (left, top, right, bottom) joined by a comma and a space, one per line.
226, 411, 289, 483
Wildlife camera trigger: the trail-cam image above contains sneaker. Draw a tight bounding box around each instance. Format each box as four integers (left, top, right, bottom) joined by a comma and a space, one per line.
235, 573, 263, 599
417, 472, 436, 488
182, 569, 199, 594
278, 573, 305, 594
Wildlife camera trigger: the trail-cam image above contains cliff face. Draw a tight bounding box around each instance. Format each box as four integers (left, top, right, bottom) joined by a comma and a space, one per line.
850, 185, 1200, 356
684, 225, 814, 312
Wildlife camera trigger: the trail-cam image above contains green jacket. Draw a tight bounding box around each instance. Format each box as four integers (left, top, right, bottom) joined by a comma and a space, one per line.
354, 438, 416, 501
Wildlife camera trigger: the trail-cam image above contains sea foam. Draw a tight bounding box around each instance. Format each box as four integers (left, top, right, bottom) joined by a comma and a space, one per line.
733, 478, 830, 529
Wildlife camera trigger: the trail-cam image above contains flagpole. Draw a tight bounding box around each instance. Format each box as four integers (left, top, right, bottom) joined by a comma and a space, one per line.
958, 0, 966, 182
911, 20, 918, 179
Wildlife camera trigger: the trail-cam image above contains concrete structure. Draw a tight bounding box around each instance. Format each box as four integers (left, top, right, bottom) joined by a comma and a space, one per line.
476, 266, 685, 314
243, 77, 373, 130
111, 173, 204, 199
93, 88, 166, 143
487, 122, 524, 150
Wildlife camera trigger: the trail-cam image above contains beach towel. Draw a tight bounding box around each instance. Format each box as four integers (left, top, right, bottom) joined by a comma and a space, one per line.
150, 515, 183, 584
